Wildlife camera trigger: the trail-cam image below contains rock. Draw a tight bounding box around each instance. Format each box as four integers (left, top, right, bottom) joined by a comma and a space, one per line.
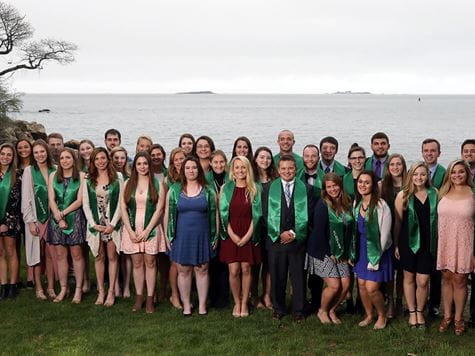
0, 117, 47, 144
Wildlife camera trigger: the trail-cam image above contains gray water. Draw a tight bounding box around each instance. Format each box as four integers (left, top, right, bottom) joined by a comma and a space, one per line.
13, 94, 475, 166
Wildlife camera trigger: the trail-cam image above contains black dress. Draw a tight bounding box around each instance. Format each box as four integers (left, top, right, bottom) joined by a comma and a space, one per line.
399, 196, 433, 274
0, 171, 22, 239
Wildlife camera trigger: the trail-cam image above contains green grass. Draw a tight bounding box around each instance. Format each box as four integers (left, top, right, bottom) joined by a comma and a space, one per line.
1, 288, 475, 356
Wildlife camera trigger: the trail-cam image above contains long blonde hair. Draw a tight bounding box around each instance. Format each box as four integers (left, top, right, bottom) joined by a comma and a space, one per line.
438, 159, 473, 200
402, 161, 431, 209
228, 156, 257, 202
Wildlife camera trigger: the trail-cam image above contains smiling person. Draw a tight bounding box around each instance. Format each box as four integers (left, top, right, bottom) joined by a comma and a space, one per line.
110, 146, 131, 179
421, 139, 446, 189
0, 143, 22, 299
273, 130, 304, 171
343, 144, 366, 200
178, 133, 195, 156
365, 132, 390, 180
120, 151, 164, 313
219, 156, 262, 317
164, 156, 219, 316
104, 129, 122, 152
209, 150, 228, 192
193, 135, 215, 176
150, 144, 167, 182
78, 139, 95, 173
394, 162, 438, 329
352, 171, 392, 330
437, 160, 475, 336
47, 132, 64, 165
47, 148, 86, 303
307, 173, 354, 325
83, 148, 124, 307
318, 136, 348, 181
135, 135, 153, 155
21, 140, 57, 300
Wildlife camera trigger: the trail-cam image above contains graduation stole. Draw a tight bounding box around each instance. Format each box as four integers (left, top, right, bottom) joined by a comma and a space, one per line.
86, 173, 121, 235
0, 167, 12, 221
297, 168, 321, 199
219, 181, 262, 244
365, 156, 387, 177
317, 160, 347, 181
267, 178, 308, 242
52, 174, 81, 235
431, 164, 446, 189
128, 177, 160, 240
31, 166, 55, 223
407, 187, 438, 255
328, 205, 354, 260
167, 182, 217, 245
206, 171, 230, 193
343, 172, 355, 200
354, 201, 381, 266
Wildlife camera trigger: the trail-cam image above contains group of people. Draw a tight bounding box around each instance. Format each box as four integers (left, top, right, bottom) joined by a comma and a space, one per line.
0, 127, 474, 335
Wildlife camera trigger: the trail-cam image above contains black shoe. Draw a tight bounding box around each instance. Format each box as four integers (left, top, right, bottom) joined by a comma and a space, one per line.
16, 281, 24, 289
272, 311, 284, 320
26, 281, 35, 289
0, 284, 7, 300
428, 306, 440, 318
7, 284, 17, 299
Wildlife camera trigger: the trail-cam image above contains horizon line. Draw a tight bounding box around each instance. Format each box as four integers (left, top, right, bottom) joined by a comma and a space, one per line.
18, 92, 475, 96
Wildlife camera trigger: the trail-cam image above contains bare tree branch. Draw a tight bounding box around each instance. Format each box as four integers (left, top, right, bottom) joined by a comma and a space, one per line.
0, 2, 33, 55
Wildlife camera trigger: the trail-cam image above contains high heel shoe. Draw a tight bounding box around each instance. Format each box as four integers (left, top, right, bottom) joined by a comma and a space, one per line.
146, 296, 154, 314
132, 295, 144, 312
95, 291, 105, 305
438, 317, 452, 333
36, 289, 47, 301
408, 310, 417, 328
416, 309, 426, 329
104, 292, 115, 307
454, 320, 465, 336
53, 287, 69, 303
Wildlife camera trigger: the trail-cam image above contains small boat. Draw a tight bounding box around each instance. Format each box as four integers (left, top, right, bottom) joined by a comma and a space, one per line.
38, 109, 51, 113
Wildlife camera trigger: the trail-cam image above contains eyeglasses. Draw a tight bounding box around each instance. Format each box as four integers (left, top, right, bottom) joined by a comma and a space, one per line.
349, 156, 365, 161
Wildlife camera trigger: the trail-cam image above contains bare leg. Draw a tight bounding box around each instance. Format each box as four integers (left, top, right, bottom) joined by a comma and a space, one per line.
357, 278, 374, 326
240, 262, 252, 316
194, 263, 209, 314
45, 243, 58, 293
415, 273, 430, 325
53, 245, 69, 302
453, 273, 469, 322
144, 253, 157, 313
177, 264, 193, 314
82, 245, 90, 293
228, 262, 242, 316
329, 277, 351, 324
94, 242, 106, 305
262, 261, 272, 309
366, 280, 386, 329
131, 253, 145, 311
70, 245, 84, 303
4, 237, 19, 284
169, 262, 181, 308
122, 254, 132, 298
0, 238, 8, 284
441, 271, 454, 319
403, 271, 417, 326
105, 241, 118, 306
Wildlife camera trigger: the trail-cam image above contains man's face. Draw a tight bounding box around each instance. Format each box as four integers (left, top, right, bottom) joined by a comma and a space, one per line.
105, 134, 120, 150
321, 142, 337, 162
48, 138, 64, 156
278, 160, 297, 182
303, 147, 319, 171
277, 132, 294, 153
371, 138, 390, 158
422, 142, 440, 165
462, 143, 475, 165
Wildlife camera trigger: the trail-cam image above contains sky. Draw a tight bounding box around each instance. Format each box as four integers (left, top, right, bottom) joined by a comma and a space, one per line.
4, 0, 475, 94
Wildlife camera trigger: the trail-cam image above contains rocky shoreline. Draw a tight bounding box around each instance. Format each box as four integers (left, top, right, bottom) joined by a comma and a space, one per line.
0, 117, 47, 144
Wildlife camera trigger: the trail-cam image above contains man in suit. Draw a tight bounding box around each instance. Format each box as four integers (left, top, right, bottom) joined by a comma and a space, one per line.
364, 132, 390, 180
318, 136, 348, 178
263, 155, 315, 321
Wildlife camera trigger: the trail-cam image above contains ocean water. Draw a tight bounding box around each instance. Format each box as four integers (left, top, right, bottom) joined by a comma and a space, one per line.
12, 94, 475, 166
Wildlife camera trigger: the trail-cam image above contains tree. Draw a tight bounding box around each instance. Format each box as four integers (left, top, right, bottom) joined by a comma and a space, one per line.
0, 2, 77, 77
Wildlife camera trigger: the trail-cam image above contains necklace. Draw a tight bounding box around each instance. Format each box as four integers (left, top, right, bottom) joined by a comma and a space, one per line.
361, 204, 369, 212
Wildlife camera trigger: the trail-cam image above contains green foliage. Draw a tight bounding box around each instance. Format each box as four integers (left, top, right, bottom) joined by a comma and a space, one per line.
0, 82, 22, 117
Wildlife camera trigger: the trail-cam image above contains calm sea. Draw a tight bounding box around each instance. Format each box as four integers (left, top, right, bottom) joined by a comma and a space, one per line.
12, 94, 475, 166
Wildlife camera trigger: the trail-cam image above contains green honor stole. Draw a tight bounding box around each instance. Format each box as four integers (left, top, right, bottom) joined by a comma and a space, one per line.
167, 182, 218, 245
297, 168, 321, 199
0, 167, 12, 221
86, 174, 121, 235
31, 166, 55, 223
407, 187, 438, 255
52, 174, 81, 235
328, 206, 354, 260
431, 164, 446, 189
219, 181, 262, 244
267, 178, 308, 243
353, 201, 382, 266
128, 177, 160, 240
343, 172, 355, 200
317, 160, 347, 181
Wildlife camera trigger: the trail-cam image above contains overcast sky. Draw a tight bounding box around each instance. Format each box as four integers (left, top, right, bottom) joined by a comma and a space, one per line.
5, 0, 475, 94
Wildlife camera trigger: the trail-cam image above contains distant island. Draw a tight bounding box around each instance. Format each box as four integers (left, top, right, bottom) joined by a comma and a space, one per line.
176, 91, 216, 95
333, 91, 371, 95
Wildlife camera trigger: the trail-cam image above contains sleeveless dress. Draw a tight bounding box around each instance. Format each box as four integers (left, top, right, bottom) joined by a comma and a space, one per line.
437, 196, 475, 274
399, 196, 433, 274
121, 188, 159, 255
219, 186, 261, 265
169, 189, 213, 265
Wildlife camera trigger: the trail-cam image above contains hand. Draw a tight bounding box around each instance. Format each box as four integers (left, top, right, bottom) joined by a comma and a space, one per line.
394, 247, 400, 260
129, 230, 139, 243
53, 211, 62, 223
136, 229, 150, 242
348, 260, 354, 267
212, 239, 218, 250
103, 225, 114, 235
230, 234, 241, 246
330, 255, 337, 264
279, 231, 295, 244
58, 220, 68, 230
94, 224, 106, 233
29, 223, 39, 236
165, 238, 171, 251
237, 236, 250, 247
0, 224, 8, 233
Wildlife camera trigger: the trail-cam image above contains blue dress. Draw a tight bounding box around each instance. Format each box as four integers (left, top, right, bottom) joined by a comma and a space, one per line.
354, 213, 393, 282
170, 189, 213, 265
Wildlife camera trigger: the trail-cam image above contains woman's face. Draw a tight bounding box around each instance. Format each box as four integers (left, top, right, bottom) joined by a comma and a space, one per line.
180, 138, 194, 154
173, 152, 186, 172
135, 157, 149, 176
388, 157, 404, 178
349, 150, 365, 171
0, 147, 14, 167
184, 160, 199, 181
232, 159, 247, 181
325, 180, 341, 200
136, 138, 152, 153
112, 151, 127, 170
234, 140, 249, 157
94, 151, 109, 171
255, 150, 272, 170
412, 166, 428, 188
16, 140, 32, 159
79, 142, 94, 161
196, 139, 211, 159
211, 154, 226, 174
59, 151, 74, 170
450, 163, 467, 186
357, 174, 373, 196
150, 148, 164, 166
32, 145, 48, 165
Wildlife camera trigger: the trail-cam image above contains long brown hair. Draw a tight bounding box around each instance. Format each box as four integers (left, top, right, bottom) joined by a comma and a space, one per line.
321, 173, 352, 213
110, 146, 131, 177
439, 159, 473, 200
380, 153, 407, 204
167, 147, 187, 184
55, 148, 79, 183
123, 151, 158, 205
179, 156, 207, 192
354, 170, 380, 220
77, 139, 95, 171
88, 147, 117, 186
253, 146, 278, 182
32, 139, 54, 169
0, 142, 17, 187
15, 138, 33, 168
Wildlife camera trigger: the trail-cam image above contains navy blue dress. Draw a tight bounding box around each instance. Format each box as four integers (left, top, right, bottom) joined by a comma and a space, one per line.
170, 189, 213, 266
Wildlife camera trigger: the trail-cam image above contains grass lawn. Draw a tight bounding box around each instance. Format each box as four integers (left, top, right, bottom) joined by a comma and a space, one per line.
1, 286, 475, 356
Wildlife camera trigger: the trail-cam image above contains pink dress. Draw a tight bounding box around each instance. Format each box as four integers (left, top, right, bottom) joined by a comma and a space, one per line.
437, 196, 475, 273
121, 189, 159, 255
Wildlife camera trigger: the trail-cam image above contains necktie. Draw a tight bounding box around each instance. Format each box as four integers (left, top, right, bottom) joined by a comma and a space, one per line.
285, 183, 292, 207
324, 166, 330, 174
375, 160, 382, 178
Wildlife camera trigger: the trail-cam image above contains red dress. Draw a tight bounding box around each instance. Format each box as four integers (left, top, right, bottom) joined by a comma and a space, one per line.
219, 187, 262, 265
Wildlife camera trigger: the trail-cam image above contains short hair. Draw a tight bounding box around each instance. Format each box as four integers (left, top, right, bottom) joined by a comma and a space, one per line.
104, 128, 121, 141
136, 135, 153, 145
371, 132, 389, 144
278, 154, 296, 167
303, 144, 319, 153
461, 139, 475, 153
47, 132, 64, 143
421, 138, 441, 153
149, 143, 166, 161
319, 136, 339, 151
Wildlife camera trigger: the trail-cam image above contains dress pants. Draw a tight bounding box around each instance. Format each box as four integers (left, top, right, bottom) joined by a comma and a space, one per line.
267, 240, 306, 316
